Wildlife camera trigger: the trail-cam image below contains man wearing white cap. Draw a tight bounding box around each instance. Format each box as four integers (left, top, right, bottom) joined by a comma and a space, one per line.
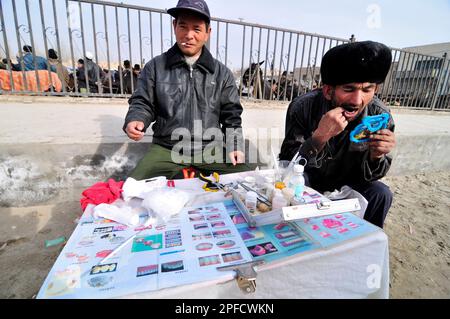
77, 51, 104, 93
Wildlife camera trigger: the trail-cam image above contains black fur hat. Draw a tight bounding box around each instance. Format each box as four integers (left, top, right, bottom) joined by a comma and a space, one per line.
320, 41, 392, 85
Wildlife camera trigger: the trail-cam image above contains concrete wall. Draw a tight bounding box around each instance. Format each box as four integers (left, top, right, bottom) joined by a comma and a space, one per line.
1, 97, 450, 207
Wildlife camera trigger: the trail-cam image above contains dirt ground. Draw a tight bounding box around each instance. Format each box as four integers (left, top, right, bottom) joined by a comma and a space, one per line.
0, 171, 449, 299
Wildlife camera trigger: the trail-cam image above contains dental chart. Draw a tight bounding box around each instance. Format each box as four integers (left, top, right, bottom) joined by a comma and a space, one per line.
38, 189, 379, 298
37, 202, 252, 299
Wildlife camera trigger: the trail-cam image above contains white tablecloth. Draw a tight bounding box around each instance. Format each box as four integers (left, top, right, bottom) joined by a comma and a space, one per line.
121, 171, 390, 299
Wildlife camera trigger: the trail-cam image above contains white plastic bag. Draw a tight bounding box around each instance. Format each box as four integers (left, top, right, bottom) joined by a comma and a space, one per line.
141, 189, 194, 223
324, 185, 368, 218
93, 203, 140, 226
121, 176, 167, 201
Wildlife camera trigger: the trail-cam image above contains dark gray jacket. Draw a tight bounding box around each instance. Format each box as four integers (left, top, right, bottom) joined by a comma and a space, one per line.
279, 89, 395, 192
124, 44, 244, 153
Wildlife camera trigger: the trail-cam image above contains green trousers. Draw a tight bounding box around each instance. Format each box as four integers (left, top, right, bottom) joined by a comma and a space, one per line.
129, 143, 256, 180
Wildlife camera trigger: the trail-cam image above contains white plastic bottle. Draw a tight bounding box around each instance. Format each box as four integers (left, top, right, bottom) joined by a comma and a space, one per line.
272, 189, 288, 210
288, 164, 305, 204
245, 191, 258, 214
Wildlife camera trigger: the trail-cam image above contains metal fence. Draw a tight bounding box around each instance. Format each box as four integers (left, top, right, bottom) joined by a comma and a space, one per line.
0, 0, 449, 110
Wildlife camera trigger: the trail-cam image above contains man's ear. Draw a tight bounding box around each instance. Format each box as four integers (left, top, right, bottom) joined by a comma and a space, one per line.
205, 25, 212, 39
322, 84, 334, 100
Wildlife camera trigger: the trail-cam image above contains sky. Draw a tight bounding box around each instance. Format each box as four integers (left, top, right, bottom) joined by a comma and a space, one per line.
116, 0, 450, 49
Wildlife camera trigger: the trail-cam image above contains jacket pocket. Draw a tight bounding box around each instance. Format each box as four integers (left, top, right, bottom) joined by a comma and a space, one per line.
155, 82, 183, 119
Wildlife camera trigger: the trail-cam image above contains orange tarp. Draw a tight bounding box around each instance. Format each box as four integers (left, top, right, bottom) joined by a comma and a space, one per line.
0, 69, 62, 92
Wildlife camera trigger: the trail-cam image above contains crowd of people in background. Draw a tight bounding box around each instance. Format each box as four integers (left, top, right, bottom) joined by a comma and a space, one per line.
0, 44, 142, 95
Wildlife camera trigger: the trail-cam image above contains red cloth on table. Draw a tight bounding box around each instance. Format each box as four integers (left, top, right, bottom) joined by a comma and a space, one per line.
80, 179, 124, 211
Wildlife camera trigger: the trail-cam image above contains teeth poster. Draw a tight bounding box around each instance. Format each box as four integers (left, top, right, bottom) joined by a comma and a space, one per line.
37, 202, 252, 299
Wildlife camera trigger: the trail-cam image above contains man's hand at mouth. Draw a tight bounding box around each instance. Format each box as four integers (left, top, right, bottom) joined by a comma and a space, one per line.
341, 104, 361, 120
311, 107, 349, 152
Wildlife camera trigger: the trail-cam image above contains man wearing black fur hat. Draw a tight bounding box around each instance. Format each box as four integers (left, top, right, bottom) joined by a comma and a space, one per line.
279, 41, 395, 228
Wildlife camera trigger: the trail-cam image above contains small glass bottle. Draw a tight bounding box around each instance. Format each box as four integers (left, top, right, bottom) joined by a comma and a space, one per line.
272, 189, 288, 210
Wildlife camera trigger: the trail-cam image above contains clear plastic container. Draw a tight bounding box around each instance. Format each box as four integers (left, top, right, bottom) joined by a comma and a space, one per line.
272, 189, 288, 210
245, 191, 258, 214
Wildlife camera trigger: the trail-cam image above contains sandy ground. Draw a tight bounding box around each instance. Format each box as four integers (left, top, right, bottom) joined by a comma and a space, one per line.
0, 171, 449, 299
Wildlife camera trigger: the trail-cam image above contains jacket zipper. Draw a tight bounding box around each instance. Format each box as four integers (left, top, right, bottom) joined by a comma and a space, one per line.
189, 65, 195, 135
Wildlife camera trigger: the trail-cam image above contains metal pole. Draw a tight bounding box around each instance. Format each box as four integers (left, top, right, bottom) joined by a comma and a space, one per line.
52, 0, 66, 93
149, 11, 154, 59
79, 1, 89, 95
216, 20, 219, 59
66, 0, 78, 94
38, 0, 54, 94
262, 28, 270, 100
159, 13, 163, 54
0, 0, 15, 92
256, 27, 262, 99
139, 10, 143, 66
282, 32, 293, 101
276, 31, 285, 99
127, 8, 134, 93
310, 36, 320, 91
296, 34, 307, 96
92, 3, 102, 94
248, 26, 254, 98
115, 7, 123, 94
239, 25, 246, 99
25, 0, 42, 93
305, 36, 313, 91
103, 4, 113, 94
12, 0, 29, 92
224, 22, 228, 67
289, 33, 300, 101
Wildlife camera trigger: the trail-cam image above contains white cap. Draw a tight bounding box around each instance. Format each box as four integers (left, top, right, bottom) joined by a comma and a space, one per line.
294, 164, 304, 173
85, 51, 94, 60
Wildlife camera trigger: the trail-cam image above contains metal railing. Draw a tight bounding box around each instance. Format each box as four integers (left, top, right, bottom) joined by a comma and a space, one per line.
0, 0, 449, 110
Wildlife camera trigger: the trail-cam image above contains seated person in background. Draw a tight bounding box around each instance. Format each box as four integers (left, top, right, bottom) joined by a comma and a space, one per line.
48, 49, 71, 90
279, 41, 396, 228
122, 60, 134, 94
0, 58, 7, 70
16, 45, 50, 71
123, 0, 254, 180
76, 52, 104, 93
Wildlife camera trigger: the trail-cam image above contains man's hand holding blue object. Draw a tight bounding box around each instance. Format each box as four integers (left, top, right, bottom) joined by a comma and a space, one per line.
349, 113, 396, 161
